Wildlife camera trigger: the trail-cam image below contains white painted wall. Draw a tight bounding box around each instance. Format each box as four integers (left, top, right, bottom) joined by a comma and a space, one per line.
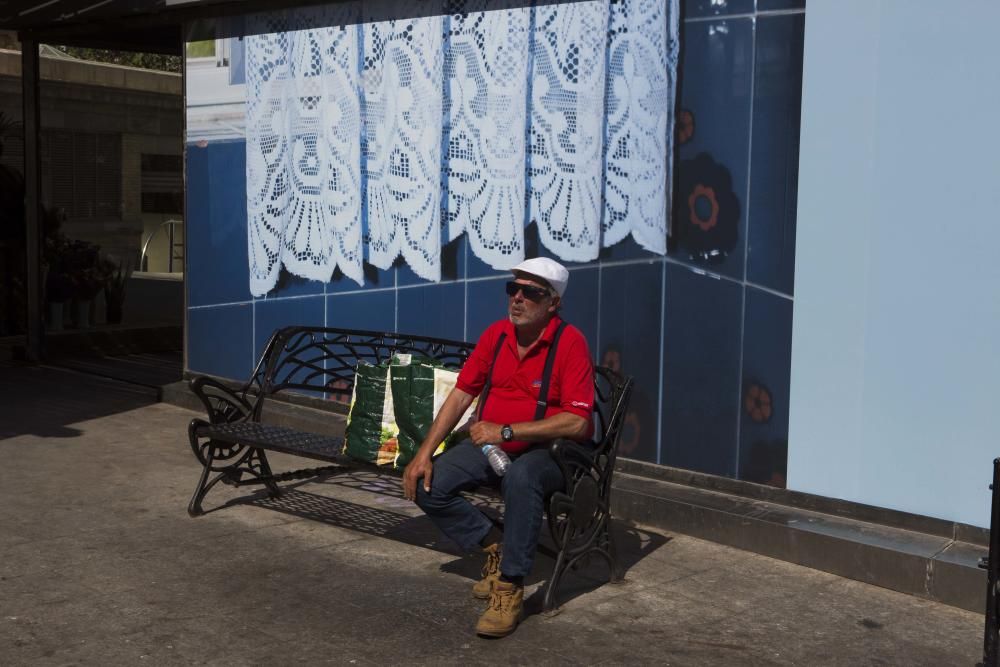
788, 0, 1000, 527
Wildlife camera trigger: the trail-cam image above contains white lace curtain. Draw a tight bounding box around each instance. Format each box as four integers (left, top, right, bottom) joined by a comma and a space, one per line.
245, 0, 679, 296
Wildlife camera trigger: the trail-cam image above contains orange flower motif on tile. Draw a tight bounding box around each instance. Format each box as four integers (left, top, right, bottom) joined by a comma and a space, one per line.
676, 109, 695, 145
688, 184, 719, 232
674, 152, 740, 263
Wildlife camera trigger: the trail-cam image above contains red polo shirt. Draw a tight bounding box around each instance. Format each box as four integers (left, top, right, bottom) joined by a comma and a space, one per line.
456, 316, 594, 454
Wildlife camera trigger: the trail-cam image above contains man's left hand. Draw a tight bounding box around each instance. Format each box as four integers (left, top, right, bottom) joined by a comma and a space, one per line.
470, 421, 503, 446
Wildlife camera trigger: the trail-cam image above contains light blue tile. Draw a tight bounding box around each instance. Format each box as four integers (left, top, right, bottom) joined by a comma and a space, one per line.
186, 141, 252, 307
599, 262, 664, 464
559, 267, 600, 359
747, 13, 804, 295
252, 296, 327, 397
326, 290, 395, 333
672, 18, 753, 280
466, 278, 507, 342
253, 295, 326, 358
187, 303, 253, 381
660, 263, 742, 475
738, 286, 793, 487
397, 282, 466, 342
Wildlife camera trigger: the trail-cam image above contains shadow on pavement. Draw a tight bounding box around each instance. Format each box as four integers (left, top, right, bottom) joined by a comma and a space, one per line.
245, 486, 462, 555
49, 350, 182, 389
212, 466, 669, 615
0, 363, 158, 440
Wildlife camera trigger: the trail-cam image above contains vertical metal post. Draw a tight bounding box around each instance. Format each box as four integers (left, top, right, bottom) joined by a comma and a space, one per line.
21, 36, 43, 362
983, 458, 1000, 667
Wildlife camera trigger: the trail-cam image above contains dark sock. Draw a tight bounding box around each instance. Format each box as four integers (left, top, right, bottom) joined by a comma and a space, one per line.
499, 574, 523, 586
479, 526, 503, 549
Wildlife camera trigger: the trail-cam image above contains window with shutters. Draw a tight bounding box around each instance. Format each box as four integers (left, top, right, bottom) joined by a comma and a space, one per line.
42, 130, 122, 219
140, 153, 183, 214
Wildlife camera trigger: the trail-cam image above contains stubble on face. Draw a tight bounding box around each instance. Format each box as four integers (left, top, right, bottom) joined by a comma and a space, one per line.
508, 279, 553, 328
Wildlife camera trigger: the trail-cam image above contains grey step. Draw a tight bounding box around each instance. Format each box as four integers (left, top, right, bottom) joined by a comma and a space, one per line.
611, 470, 986, 613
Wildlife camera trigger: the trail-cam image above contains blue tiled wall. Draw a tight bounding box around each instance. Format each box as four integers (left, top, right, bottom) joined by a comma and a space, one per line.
186, 0, 804, 486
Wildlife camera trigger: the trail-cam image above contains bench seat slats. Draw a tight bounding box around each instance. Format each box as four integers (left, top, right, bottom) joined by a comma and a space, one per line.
201, 422, 348, 464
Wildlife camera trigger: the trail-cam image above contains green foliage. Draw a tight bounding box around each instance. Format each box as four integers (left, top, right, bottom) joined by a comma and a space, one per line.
53, 46, 181, 73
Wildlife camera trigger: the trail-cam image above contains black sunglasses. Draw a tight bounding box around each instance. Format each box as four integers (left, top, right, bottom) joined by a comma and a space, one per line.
505, 281, 551, 302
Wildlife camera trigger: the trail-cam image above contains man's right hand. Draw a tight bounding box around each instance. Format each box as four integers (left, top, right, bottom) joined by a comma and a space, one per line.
402, 454, 433, 502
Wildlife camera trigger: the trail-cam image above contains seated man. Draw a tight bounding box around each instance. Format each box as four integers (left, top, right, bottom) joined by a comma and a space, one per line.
402, 257, 594, 638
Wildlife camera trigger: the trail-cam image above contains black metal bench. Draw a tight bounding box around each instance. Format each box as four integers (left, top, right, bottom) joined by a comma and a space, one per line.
186, 325, 634, 611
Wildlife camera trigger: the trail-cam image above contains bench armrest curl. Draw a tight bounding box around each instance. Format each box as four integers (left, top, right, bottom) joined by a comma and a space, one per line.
549, 438, 603, 486
189, 375, 254, 424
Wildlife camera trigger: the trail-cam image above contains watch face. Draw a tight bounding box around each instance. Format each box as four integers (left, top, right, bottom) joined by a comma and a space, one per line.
502, 425, 513, 441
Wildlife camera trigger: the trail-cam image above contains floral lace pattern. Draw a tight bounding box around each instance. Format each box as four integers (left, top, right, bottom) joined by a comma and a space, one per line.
604, 0, 680, 254
445, 1, 531, 270
363, 18, 444, 281
245, 0, 678, 295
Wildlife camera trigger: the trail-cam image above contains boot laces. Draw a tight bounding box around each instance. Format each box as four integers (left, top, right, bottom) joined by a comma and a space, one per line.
482, 548, 501, 580
490, 586, 516, 612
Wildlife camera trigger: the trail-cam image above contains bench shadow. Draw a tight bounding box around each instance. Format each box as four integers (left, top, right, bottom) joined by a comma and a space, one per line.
522, 522, 672, 617
220, 469, 500, 558
223, 468, 670, 614
241, 485, 466, 557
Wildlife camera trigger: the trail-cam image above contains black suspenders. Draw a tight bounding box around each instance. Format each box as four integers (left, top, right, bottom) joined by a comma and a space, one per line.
535, 321, 567, 420
477, 320, 568, 422
477, 333, 507, 420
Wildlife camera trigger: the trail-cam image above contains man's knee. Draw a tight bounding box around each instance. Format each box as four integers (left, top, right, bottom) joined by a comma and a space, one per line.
414, 483, 432, 510
503, 450, 563, 501
504, 459, 546, 495
414, 482, 449, 512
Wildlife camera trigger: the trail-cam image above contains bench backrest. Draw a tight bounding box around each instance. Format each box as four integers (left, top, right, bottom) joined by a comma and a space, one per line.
590, 366, 633, 484
245, 325, 631, 461
248, 326, 473, 412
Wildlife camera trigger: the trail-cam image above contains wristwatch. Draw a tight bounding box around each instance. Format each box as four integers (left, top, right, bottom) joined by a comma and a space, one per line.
501, 424, 514, 442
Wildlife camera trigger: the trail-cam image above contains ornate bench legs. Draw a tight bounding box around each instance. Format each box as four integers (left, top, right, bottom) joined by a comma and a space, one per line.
187, 419, 281, 517
543, 489, 620, 612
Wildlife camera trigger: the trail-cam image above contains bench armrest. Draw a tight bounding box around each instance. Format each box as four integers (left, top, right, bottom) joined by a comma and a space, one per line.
189, 375, 254, 424
549, 438, 603, 486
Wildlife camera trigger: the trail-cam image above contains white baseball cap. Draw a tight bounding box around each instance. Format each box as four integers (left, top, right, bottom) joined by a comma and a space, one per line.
510, 257, 569, 297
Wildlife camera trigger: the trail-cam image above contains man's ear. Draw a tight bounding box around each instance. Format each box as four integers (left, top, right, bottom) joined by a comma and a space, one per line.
548, 295, 561, 314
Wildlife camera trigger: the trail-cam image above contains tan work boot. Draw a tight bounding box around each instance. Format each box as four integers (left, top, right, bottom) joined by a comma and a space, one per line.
473, 543, 502, 599
476, 580, 524, 637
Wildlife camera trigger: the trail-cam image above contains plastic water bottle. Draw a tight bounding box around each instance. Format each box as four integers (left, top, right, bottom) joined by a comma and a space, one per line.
482, 444, 511, 476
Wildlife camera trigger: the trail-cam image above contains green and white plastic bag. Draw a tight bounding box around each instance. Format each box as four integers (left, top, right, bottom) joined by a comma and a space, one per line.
343, 360, 398, 466
391, 361, 477, 469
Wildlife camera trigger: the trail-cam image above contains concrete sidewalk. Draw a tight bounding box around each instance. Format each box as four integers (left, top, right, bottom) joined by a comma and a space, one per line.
0, 365, 984, 665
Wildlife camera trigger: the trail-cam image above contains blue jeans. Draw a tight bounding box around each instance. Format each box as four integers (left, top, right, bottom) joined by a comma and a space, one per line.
414, 439, 564, 578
